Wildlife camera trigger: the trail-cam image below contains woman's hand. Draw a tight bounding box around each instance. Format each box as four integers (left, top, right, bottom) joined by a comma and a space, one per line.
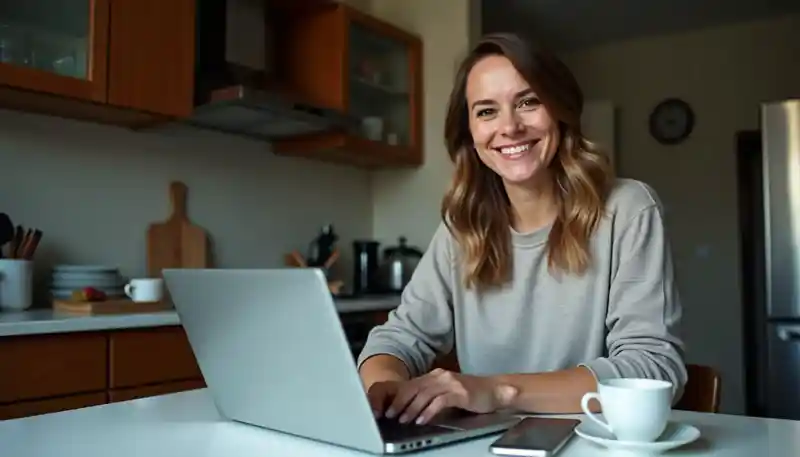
368, 368, 518, 425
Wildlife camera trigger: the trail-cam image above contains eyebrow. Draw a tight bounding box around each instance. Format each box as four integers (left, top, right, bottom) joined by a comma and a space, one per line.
470, 89, 536, 110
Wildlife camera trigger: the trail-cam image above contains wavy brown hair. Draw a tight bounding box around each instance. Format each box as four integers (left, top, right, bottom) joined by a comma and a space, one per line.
441, 33, 614, 290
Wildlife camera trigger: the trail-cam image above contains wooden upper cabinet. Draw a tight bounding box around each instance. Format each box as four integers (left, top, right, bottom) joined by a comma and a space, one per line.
0, 0, 109, 102
274, 3, 424, 168
107, 0, 195, 118
0, 0, 194, 124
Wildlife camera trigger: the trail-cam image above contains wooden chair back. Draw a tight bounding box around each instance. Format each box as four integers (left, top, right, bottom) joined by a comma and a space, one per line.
674, 364, 721, 413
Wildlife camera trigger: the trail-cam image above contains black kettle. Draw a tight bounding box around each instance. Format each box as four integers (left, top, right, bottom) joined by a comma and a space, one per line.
376, 236, 423, 293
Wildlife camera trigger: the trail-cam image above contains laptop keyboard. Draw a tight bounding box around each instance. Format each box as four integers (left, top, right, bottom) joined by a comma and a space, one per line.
376, 417, 450, 441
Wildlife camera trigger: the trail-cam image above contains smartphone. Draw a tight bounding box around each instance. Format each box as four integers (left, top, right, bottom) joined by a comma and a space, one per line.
489, 417, 580, 457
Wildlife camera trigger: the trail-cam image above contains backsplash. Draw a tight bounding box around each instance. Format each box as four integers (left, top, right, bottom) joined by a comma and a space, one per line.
0, 109, 373, 305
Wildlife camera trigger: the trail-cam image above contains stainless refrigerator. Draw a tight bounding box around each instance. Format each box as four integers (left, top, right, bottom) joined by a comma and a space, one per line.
738, 98, 800, 419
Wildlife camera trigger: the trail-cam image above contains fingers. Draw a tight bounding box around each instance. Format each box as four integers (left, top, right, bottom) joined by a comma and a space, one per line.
417, 394, 458, 425
367, 382, 395, 418
385, 380, 421, 420
387, 369, 465, 424
373, 371, 510, 425
367, 388, 386, 417
385, 369, 447, 419
398, 382, 451, 424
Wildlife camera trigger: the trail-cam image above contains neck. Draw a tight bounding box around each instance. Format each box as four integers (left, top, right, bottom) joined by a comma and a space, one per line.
504, 172, 558, 233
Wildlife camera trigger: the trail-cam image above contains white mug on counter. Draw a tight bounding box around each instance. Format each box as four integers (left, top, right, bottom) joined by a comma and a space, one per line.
0, 259, 33, 311
124, 278, 164, 303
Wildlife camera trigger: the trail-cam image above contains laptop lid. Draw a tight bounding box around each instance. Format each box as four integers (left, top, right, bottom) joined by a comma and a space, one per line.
163, 268, 385, 454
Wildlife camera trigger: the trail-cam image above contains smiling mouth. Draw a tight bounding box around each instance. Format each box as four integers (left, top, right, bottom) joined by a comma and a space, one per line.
493, 140, 540, 158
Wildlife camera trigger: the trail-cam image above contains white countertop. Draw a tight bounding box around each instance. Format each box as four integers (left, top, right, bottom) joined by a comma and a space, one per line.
0, 309, 181, 337
0, 296, 400, 337
2, 388, 799, 456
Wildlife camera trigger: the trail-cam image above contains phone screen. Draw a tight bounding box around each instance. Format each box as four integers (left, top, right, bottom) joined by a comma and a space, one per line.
490, 417, 580, 456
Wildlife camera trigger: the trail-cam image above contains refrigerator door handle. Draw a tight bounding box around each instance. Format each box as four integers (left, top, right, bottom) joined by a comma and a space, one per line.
777, 325, 800, 342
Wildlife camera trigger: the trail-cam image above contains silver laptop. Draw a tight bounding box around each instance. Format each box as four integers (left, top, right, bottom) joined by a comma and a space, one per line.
163, 268, 519, 454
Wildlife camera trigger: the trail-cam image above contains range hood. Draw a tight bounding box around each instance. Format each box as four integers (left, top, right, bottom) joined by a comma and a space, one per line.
182, 83, 357, 140
180, 0, 357, 140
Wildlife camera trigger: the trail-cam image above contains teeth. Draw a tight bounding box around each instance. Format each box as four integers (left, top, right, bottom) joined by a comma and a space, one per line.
499, 143, 531, 155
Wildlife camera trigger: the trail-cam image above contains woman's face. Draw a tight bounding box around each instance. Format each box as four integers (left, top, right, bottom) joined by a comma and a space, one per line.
465, 55, 560, 186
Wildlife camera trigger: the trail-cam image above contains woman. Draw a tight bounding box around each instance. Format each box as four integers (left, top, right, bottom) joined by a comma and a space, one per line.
357, 32, 687, 426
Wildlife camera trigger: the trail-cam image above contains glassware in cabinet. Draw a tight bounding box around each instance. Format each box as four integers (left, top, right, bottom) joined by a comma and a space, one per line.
0, 0, 107, 101
347, 21, 412, 149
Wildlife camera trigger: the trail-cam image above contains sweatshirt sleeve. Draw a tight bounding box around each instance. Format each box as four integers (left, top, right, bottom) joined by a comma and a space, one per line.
580, 203, 688, 402
356, 223, 455, 378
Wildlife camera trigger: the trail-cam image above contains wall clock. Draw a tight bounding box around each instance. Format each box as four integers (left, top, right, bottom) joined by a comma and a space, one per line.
649, 98, 694, 145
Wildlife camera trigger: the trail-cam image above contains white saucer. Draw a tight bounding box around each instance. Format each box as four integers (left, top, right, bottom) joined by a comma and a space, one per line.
575, 420, 701, 454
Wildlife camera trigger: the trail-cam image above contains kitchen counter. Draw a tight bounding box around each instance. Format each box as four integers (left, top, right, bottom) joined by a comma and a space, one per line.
0, 295, 400, 337
333, 294, 401, 313
3, 388, 800, 456
0, 309, 180, 337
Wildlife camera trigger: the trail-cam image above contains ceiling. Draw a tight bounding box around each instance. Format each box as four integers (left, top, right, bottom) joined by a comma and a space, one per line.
481, 0, 800, 51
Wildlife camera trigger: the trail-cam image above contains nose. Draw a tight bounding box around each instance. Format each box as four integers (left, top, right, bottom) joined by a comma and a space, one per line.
499, 109, 523, 135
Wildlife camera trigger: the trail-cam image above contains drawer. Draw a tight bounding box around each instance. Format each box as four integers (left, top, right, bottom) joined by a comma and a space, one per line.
0, 392, 107, 420
109, 326, 202, 388
0, 332, 108, 403
108, 379, 206, 403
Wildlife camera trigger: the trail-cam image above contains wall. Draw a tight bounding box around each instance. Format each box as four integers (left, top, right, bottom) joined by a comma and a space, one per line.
0, 109, 373, 304
581, 100, 617, 170
561, 13, 800, 414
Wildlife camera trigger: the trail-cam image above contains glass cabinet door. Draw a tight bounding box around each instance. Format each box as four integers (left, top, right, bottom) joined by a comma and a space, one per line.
348, 22, 412, 149
0, 0, 107, 102
0, 0, 90, 79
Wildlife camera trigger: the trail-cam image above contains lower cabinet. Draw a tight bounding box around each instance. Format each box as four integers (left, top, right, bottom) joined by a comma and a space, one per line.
0, 308, 457, 421
109, 326, 204, 388
0, 331, 108, 405
0, 392, 108, 420
0, 325, 205, 421
109, 379, 207, 403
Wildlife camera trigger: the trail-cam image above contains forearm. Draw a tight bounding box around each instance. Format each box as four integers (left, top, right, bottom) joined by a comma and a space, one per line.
490, 366, 599, 414
583, 349, 687, 403
359, 354, 411, 390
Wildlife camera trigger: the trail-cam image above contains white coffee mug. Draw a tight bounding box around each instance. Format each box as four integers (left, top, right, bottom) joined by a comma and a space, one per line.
580, 378, 673, 442
0, 259, 33, 311
124, 278, 164, 303
361, 116, 384, 141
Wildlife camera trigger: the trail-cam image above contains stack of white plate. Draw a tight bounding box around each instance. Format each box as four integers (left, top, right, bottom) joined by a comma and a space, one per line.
50, 265, 125, 300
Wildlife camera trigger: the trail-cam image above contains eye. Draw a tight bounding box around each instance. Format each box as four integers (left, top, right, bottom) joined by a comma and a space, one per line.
518, 97, 540, 110
476, 108, 496, 118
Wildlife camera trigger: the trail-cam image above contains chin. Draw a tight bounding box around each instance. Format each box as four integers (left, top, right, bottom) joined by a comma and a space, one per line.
498, 166, 541, 185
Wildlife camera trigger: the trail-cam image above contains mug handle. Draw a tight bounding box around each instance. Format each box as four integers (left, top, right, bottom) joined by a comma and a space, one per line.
124, 283, 134, 299
580, 392, 614, 435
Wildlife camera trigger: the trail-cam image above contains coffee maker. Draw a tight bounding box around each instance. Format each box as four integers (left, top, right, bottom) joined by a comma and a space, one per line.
352, 240, 380, 295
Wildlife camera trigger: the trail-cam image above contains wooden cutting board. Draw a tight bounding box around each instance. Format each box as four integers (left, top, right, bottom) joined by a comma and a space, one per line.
147, 181, 209, 278
53, 298, 172, 315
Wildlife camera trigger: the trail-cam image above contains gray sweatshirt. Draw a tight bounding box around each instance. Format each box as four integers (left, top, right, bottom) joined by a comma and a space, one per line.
357, 178, 687, 400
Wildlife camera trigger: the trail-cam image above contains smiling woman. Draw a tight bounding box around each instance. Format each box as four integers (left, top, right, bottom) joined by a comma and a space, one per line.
356, 33, 687, 427
443, 35, 612, 289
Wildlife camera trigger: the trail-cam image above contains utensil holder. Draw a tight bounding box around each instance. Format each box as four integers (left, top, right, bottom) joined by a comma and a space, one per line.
0, 259, 33, 311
